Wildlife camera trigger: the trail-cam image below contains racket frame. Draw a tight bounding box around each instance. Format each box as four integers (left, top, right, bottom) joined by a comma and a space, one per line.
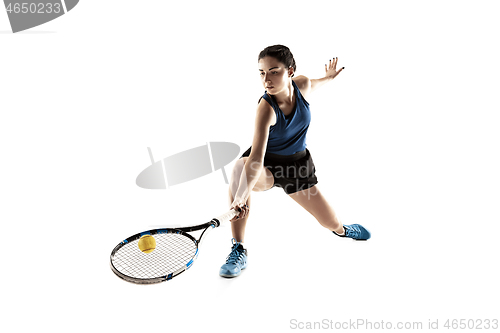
110, 210, 237, 284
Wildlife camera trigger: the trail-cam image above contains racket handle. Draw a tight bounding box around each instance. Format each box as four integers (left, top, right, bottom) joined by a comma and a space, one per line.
211, 209, 238, 227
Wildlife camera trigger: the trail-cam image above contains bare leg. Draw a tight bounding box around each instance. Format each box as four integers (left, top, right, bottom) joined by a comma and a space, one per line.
229, 192, 251, 242
288, 185, 345, 235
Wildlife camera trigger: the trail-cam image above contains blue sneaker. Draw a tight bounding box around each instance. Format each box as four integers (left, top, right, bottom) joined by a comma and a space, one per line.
219, 238, 247, 278
334, 224, 371, 240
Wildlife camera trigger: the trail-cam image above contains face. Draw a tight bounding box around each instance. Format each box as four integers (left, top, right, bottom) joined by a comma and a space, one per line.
258, 56, 294, 94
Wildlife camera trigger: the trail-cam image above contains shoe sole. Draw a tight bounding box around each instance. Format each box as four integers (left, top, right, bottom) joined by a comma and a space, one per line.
220, 273, 240, 278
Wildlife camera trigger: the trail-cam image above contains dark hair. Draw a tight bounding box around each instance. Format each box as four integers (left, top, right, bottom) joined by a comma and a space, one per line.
258, 45, 296, 77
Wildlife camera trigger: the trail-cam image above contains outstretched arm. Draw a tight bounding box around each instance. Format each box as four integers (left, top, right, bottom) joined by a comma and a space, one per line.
230, 100, 274, 214
309, 57, 344, 94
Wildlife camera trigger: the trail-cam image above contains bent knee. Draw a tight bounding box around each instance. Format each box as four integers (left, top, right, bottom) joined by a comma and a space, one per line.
230, 158, 246, 183
231, 157, 245, 171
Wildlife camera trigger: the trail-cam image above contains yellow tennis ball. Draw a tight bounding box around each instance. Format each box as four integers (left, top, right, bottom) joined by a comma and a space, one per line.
138, 234, 156, 253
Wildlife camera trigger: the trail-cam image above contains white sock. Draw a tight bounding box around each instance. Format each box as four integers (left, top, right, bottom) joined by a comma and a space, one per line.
334, 227, 345, 236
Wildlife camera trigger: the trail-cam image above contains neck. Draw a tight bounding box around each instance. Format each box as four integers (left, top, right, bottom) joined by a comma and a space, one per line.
272, 79, 294, 104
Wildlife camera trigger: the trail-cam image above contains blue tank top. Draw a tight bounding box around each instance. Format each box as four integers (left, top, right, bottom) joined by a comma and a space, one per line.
262, 80, 311, 155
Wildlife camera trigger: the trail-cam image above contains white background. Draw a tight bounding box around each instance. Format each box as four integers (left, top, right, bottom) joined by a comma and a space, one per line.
1, 1, 499, 332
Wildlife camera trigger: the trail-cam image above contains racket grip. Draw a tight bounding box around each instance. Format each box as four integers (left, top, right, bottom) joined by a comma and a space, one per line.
212, 209, 238, 226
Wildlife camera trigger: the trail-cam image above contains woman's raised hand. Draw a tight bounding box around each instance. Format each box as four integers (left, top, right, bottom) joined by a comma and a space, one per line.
325, 57, 345, 79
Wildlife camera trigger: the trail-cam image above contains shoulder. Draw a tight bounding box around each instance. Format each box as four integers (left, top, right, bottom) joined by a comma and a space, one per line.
256, 95, 276, 126
258, 93, 272, 105
292, 75, 312, 98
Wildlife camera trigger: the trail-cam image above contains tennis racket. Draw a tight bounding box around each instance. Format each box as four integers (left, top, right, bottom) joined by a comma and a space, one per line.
110, 209, 238, 284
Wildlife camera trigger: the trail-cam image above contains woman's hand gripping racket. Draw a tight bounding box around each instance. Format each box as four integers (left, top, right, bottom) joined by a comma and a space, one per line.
110, 209, 238, 284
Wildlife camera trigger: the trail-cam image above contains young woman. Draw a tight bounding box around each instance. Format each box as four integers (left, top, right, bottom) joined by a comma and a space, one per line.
219, 45, 371, 278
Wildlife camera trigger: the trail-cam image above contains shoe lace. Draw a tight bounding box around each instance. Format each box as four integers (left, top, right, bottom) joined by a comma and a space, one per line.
344, 225, 360, 238
225, 238, 244, 264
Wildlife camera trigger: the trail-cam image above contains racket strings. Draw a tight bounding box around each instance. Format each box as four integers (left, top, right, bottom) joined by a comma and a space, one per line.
111, 233, 197, 279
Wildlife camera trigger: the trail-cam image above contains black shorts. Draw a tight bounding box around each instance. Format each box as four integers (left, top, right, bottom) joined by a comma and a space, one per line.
240, 147, 318, 195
